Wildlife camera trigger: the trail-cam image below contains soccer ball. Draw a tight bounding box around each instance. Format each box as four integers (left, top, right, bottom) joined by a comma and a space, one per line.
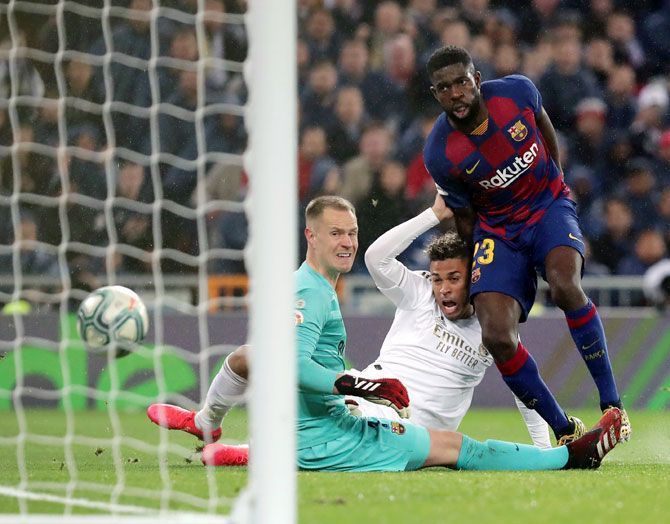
77, 286, 149, 355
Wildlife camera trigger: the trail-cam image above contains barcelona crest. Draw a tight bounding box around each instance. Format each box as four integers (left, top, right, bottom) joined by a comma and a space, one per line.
507, 120, 528, 141
390, 422, 406, 435
471, 267, 481, 284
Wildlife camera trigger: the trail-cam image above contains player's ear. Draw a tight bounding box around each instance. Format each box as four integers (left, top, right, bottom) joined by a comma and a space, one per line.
429, 85, 438, 100
474, 70, 482, 88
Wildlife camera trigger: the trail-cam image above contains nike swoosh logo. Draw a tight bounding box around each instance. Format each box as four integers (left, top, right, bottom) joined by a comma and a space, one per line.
465, 160, 480, 175
568, 233, 584, 245
581, 340, 598, 351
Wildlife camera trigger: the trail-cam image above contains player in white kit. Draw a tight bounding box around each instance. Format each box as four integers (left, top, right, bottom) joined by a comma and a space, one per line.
347, 194, 551, 448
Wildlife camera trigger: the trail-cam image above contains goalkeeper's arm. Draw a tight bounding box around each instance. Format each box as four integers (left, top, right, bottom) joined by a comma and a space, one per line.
333, 373, 410, 418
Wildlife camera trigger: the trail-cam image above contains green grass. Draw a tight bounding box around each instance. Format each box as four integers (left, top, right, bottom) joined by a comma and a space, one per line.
0, 409, 668, 522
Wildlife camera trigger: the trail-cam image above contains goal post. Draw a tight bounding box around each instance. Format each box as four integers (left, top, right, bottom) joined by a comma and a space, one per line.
245, 1, 297, 524
0, 0, 297, 522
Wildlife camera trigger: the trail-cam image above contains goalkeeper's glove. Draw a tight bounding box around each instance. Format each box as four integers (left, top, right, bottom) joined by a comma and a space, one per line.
334, 374, 410, 418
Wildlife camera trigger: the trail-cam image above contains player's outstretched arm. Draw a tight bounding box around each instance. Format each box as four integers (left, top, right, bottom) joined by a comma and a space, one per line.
333, 373, 410, 418
364, 192, 453, 301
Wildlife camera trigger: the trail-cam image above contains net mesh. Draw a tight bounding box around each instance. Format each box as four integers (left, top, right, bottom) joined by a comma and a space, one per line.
0, 0, 252, 518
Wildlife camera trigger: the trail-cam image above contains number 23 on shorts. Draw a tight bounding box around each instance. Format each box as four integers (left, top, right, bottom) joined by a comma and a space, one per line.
472, 238, 495, 267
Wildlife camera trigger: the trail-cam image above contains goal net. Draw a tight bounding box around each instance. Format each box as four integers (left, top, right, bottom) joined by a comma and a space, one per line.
0, 1, 296, 522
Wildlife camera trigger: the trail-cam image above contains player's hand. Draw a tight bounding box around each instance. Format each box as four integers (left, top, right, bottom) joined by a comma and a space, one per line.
334, 374, 410, 418
431, 193, 454, 222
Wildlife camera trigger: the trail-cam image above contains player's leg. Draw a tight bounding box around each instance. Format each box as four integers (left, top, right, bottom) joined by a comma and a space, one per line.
423, 407, 623, 471
537, 198, 629, 441
473, 291, 579, 443
147, 345, 249, 441
513, 395, 552, 449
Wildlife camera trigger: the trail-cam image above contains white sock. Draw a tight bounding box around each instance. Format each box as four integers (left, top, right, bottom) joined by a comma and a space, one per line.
195, 356, 248, 431
514, 395, 553, 449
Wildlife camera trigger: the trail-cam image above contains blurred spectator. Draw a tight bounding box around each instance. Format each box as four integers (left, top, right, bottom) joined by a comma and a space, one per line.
538, 35, 601, 131
337, 39, 401, 122
630, 80, 669, 158
517, 0, 563, 46
641, 3, 670, 76
0, 125, 54, 199
201, 0, 248, 98
605, 10, 646, 75
459, 0, 492, 36
304, 7, 341, 64
301, 59, 339, 127
89, 0, 153, 154
158, 28, 198, 103
584, 37, 615, 91
655, 186, 670, 247
340, 123, 393, 204
492, 43, 521, 78
618, 158, 659, 230
617, 229, 667, 277
654, 130, 670, 187
581, 0, 615, 41
604, 64, 637, 130
297, 125, 332, 204
307, 158, 343, 200
368, 1, 405, 71
569, 98, 608, 172
355, 160, 412, 265
113, 161, 153, 273
325, 85, 368, 163
0, 212, 59, 277
520, 34, 552, 82
591, 197, 635, 274
63, 59, 104, 134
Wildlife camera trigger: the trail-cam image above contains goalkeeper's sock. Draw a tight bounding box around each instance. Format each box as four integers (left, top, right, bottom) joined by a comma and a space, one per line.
195, 356, 248, 431
564, 299, 621, 409
456, 435, 569, 471
497, 342, 571, 437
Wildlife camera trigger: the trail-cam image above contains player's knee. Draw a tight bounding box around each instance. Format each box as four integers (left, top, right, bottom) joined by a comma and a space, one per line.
480, 325, 517, 360
547, 275, 585, 311
227, 345, 250, 380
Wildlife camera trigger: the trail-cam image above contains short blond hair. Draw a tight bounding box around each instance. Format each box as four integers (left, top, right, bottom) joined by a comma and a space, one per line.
305, 195, 356, 223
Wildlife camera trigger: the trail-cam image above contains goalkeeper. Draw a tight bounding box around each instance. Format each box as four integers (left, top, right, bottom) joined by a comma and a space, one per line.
148, 195, 622, 471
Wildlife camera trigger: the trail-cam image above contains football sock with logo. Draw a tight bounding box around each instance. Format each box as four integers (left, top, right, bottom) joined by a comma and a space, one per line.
456, 434, 569, 470
497, 342, 571, 437
565, 299, 621, 410
195, 356, 248, 431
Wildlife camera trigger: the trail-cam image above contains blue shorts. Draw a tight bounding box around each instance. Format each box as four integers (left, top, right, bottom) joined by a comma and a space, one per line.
470, 197, 585, 322
297, 417, 431, 472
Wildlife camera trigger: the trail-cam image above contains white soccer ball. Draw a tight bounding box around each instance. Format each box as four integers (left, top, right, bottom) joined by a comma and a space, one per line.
77, 286, 149, 353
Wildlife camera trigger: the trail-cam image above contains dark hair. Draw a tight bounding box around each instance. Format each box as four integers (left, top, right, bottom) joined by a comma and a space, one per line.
305, 195, 356, 223
426, 231, 470, 262
426, 45, 474, 77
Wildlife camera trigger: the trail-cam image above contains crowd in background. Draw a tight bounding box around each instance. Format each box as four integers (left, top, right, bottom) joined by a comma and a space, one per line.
2, 0, 670, 300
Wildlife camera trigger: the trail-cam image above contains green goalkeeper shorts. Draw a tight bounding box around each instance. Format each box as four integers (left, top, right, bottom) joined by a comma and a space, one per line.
297, 416, 430, 472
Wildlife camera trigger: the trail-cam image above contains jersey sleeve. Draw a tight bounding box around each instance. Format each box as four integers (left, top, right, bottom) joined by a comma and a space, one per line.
364, 208, 439, 309
507, 74, 542, 116
423, 139, 471, 209
295, 286, 339, 393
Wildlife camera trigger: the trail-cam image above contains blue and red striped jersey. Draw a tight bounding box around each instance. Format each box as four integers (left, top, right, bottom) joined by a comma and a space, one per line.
424, 74, 570, 240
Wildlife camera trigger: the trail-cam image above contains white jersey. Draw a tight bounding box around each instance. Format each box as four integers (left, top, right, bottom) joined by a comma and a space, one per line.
355, 209, 551, 447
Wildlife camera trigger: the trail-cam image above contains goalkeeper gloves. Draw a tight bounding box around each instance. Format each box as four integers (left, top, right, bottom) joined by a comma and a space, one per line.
334, 374, 410, 418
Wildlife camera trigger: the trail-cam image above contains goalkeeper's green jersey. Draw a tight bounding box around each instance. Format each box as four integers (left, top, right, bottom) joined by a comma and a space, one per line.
295, 261, 357, 449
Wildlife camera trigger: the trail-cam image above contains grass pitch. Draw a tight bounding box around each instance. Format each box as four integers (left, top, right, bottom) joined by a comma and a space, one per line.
0, 408, 667, 523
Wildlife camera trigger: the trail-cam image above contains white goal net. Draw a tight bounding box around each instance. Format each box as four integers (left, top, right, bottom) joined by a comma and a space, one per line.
0, 1, 296, 522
